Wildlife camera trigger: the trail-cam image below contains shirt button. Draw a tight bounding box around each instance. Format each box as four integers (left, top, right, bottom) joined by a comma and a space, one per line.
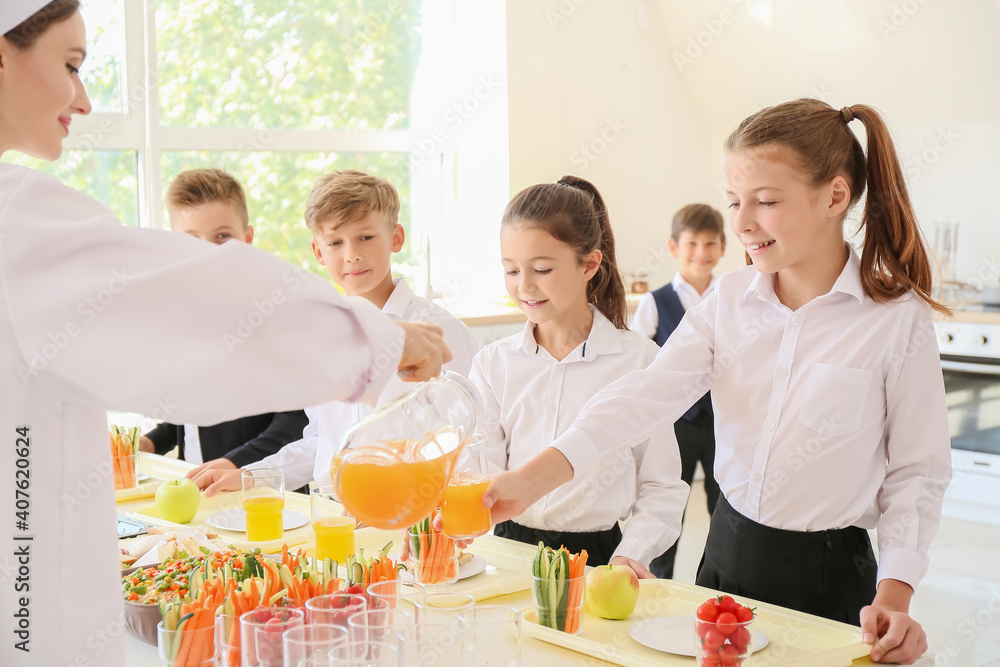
752, 473, 763, 483
764, 421, 775, 430
546, 406, 556, 415
777, 368, 789, 378
790, 317, 799, 326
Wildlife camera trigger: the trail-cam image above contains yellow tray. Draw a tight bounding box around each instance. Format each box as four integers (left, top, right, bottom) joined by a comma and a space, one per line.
114, 480, 163, 502
515, 579, 869, 666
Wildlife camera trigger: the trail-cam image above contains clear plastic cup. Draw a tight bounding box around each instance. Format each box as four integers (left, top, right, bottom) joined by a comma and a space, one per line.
239, 606, 304, 666
329, 640, 397, 666
530, 574, 585, 634
305, 593, 367, 629
693, 611, 754, 667
459, 605, 521, 666
407, 526, 459, 586
157, 617, 221, 667
282, 624, 348, 667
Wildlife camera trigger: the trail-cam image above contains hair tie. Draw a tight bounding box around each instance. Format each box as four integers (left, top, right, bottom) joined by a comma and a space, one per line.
840, 106, 855, 124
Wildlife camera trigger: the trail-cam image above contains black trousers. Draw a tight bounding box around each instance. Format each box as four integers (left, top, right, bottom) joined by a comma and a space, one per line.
493, 520, 623, 567
695, 496, 877, 626
649, 407, 720, 579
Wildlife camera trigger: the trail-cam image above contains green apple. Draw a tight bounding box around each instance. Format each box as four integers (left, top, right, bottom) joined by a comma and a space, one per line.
154, 479, 201, 524
585, 564, 640, 620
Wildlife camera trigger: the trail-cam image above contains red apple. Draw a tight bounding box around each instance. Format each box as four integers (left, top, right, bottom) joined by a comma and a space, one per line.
585, 564, 640, 620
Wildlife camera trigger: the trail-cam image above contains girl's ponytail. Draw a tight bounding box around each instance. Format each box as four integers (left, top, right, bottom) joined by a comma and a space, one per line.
847, 105, 948, 314
556, 176, 628, 329
726, 98, 949, 315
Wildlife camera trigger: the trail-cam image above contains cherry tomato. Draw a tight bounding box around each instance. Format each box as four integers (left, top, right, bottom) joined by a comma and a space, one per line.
703, 628, 726, 650
717, 595, 740, 615
719, 644, 739, 665
697, 600, 720, 622
716, 611, 738, 635
731, 626, 752, 652
696, 619, 712, 639
736, 605, 754, 623
701, 655, 722, 667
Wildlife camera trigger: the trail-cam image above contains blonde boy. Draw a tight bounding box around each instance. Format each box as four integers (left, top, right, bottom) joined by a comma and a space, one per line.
190, 169, 478, 494
165, 167, 254, 245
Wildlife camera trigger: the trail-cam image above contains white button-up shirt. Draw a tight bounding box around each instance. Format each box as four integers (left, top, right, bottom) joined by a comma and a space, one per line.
553, 248, 951, 588
631, 272, 716, 339
470, 307, 689, 567
248, 278, 479, 489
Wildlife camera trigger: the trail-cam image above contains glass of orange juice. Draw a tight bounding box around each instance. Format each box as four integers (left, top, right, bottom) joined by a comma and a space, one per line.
311, 486, 356, 563
241, 468, 284, 542
440, 434, 492, 539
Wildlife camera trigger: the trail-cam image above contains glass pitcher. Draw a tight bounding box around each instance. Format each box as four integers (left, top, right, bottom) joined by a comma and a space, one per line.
330, 371, 482, 530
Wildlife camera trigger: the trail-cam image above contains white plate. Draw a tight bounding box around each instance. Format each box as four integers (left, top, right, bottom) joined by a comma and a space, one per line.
400, 554, 487, 585
628, 616, 768, 657
205, 508, 309, 533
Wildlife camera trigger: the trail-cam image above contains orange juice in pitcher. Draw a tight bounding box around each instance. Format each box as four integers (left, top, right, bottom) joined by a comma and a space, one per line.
330, 372, 481, 531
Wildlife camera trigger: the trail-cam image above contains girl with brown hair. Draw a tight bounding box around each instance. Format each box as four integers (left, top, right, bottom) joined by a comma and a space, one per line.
484, 102, 950, 664
468, 175, 688, 569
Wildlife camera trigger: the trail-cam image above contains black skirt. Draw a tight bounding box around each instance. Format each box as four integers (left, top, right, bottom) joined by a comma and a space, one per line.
696, 496, 877, 625
493, 520, 622, 566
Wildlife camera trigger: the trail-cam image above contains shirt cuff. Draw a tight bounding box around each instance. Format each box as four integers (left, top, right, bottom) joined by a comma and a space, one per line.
875, 548, 928, 590
612, 535, 655, 569
550, 427, 605, 478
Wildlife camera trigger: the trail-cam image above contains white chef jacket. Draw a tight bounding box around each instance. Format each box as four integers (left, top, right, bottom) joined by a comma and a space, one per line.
552, 247, 952, 589
470, 307, 688, 567
0, 165, 405, 667
248, 277, 479, 489
631, 272, 716, 339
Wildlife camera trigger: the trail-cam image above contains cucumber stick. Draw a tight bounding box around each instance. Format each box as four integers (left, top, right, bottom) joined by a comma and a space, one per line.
533, 543, 573, 631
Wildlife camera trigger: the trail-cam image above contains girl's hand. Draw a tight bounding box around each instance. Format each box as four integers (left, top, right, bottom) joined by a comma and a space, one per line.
859, 605, 928, 664
609, 556, 654, 579
190, 467, 244, 496
186, 457, 237, 479
481, 470, 534, 525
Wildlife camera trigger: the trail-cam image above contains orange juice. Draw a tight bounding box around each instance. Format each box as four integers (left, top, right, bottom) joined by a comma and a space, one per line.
313, 516, 355, 562
243, 495, 284, 541
334, 444, 460, 530
440, 471, 491, 539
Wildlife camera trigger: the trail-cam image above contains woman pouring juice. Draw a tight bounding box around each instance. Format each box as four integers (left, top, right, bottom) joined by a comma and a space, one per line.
0, 4, 451, 666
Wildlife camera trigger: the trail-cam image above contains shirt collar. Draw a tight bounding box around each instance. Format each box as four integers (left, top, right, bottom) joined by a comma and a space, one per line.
519, 305, 623, 362
382, 278, 415, 319
743, 244, 865, 306
672, 272, 716, 297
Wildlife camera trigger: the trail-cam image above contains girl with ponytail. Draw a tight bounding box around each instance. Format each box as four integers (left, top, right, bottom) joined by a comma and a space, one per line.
467, 176, 688, 569
484, 102, 949, 664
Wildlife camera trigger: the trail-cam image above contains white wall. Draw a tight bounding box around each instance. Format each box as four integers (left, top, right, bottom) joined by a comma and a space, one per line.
505, 0, 1000, 290
506, 0, 717, 291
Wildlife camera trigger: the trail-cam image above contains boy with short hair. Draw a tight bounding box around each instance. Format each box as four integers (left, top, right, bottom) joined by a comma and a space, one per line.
631, 203, 726, 579
140, 168, 308, 469
189, 169, 478, 494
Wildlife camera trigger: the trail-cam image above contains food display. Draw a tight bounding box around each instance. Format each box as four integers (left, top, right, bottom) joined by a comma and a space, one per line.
407, 514, 459, 585
119, 527, 229, 570
110, 425, 141, 491
694, 595, 756, 667
530, 543, 588, 634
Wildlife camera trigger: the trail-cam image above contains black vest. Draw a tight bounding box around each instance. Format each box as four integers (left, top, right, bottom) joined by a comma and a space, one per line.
650, 283, 712, 422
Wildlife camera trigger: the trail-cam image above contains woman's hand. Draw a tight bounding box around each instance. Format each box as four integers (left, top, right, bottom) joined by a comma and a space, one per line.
608, 556, 655, 579
186, 457, 237, 480
397, 321, 452, 381
860, 579, 927, 664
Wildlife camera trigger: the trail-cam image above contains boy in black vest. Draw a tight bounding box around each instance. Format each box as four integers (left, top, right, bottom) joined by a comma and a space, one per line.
631, 204, 726, 579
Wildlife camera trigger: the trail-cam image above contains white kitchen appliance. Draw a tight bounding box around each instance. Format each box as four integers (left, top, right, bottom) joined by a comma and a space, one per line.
934, 316, 1000, 526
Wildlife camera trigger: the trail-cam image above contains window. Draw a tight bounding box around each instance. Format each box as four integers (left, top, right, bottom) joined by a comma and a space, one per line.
2, 1, 508, 308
